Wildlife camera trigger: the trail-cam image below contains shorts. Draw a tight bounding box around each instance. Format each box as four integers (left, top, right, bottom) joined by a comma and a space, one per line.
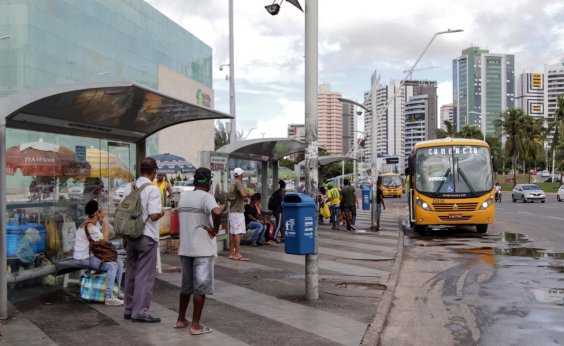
376, 204, 382, 218
229, 213, 246, 235
180, 256, 214, 295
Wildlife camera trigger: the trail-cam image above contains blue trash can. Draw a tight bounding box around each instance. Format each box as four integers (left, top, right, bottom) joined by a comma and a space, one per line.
362, 187, 371, 210
282, 193, 316, 255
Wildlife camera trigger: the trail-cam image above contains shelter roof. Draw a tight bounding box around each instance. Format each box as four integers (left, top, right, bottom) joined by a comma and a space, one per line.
0, 81, 232, 143
217, 138, 306, 162
298, 155, 357, 166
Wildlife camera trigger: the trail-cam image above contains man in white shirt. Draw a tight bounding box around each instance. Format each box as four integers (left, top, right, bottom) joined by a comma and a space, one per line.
175, 167, 222, 335
123, 157, 164, 323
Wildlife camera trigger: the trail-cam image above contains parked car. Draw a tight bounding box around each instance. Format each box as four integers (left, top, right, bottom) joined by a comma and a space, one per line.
544, 177, 561, 183
512, 184, 545, 203
541, 170, 550, 177
557, 185, 564, 202
172, 179, 195, 200
68, 184, 84, 200
112, 183, 131, 206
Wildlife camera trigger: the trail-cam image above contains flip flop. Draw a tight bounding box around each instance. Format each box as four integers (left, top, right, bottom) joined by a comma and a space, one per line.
174, 319, 192, 329
189, 325, 212, 335
235, 257, 250, 261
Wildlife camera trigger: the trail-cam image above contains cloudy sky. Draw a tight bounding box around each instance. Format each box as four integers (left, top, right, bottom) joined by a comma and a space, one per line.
146, 0, 564, 139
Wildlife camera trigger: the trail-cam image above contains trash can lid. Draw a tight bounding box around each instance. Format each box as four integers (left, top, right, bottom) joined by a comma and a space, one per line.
282, 193, 316, 206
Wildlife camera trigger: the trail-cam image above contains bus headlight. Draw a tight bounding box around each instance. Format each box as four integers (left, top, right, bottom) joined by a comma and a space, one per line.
415, 198, 432, 211
480, 197, 494, 210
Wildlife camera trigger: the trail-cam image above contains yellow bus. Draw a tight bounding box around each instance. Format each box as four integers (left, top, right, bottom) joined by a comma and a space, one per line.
405, 138, 495, 233
381, 173, 403, 198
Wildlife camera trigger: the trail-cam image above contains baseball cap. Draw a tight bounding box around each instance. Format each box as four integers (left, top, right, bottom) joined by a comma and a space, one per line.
194, 167, 213, 184
234, 167, 245, 176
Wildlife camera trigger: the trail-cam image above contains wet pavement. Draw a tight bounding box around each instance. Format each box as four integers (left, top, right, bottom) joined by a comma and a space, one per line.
381, 197, 564, 345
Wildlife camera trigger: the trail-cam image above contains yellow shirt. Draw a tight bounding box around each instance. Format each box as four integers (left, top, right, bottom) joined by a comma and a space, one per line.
327, 187, 341, 206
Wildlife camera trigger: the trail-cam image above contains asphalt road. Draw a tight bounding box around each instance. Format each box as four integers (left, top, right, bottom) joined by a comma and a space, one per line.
380, 195, 564, 346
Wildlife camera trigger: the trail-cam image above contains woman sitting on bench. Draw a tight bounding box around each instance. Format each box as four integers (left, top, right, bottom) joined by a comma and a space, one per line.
73, 200, 124, 306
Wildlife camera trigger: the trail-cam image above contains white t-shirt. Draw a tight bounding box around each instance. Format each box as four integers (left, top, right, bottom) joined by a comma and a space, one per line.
73, 222, 103, 260
178, 190, 219, 257
136, 177, 163, 241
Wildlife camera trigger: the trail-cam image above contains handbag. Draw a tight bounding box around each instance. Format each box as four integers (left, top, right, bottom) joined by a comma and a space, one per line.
83, 222, 118, 269
79, 270, 119, 303
321, 203, 331, 219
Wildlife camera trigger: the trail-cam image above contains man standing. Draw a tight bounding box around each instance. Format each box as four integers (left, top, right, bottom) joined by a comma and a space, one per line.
340, 179, 359, 231
153, 172, 173, 207
375, 179, 386, 231
326, 183, 341, 230
124, 157, 164, 322
176, 167, 221, 335
269, 180, 286, 243
228, 168, 249, 261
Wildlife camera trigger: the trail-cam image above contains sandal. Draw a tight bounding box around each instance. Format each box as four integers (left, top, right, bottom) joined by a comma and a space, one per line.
189, 325, 212, 335
174, 319, 192, 329
235, 257, 250, 261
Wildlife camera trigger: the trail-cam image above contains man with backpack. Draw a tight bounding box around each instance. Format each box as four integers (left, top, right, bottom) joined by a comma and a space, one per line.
122, 157, 165, 323
269, 180, 286, 243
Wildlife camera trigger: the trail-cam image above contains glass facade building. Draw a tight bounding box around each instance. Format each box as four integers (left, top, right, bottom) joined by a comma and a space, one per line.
0, 0, 213, 273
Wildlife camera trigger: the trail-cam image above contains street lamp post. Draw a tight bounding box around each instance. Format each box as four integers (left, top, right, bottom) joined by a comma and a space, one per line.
91, 72, 110, 80
229, 0, 236, 144
0, 35, 10, 40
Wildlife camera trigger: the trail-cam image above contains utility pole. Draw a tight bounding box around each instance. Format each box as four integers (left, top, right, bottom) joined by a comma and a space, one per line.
229, 0, 237, 144
304, 0, 319, 301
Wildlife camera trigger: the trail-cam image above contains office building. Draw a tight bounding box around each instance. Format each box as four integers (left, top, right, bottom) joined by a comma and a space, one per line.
516, 73, 544, 118
405, 94, 430, 156
318, 83, 343, 155
0, 0, 214, 165
440, 104, 454, 129
544, 61, 564, 122
453, 47, 515, 136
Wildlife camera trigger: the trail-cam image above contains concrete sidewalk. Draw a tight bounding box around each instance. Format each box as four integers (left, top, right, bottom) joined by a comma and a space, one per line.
1, 207, 404, 346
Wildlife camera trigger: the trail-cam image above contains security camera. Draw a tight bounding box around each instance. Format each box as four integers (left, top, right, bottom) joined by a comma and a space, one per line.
265, 3, 281, 15
219, 65, 223, 71
357, 110, 363, 116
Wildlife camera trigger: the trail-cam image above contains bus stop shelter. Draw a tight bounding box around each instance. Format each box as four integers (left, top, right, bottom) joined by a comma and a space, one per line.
217, 138, 307, 204
0, 81, 232, 318
295, 155, 358, 188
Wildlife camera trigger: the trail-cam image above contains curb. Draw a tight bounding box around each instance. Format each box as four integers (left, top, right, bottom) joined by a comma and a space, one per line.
360, 218, 405, 346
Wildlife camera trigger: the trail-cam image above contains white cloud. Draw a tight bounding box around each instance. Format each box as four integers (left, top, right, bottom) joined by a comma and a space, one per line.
250, 98, 305, 139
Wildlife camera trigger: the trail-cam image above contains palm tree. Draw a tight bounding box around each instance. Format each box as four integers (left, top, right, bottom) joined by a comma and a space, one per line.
550, 95, 564, 178
214, 121, 230, 150
457, 125, 484, 139
524, 116, 546, 182
494, 109, 530, 186
486, 134, 503, 174
435, 120, 456, 139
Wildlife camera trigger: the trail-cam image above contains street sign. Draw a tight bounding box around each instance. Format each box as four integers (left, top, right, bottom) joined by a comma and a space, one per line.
75, 145, 86, 163
386, 157, 399, 164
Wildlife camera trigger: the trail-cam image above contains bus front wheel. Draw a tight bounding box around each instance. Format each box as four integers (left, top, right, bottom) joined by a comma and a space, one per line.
476, 224, 488, 233
412, 223, 426, 233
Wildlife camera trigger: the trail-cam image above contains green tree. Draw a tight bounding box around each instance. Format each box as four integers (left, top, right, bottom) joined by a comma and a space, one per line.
456, 125, 484, 139
435, 120, 456, 139
551, 95, 564, 179
214, 121, 230, 150
486, 134, 503, 174
494, 109, 530, 186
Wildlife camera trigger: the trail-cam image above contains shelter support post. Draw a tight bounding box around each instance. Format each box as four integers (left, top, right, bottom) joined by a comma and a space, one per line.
0, 123, 7, 319
272, 161, 279, 194
136, 140, 146, 179
261, 161, 268, 210
304, 0, 319, 301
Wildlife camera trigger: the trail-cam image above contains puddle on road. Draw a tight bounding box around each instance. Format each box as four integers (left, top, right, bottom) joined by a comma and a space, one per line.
531, 288, 564, 306
502, 232, 531, 244
496, 248, 564, 259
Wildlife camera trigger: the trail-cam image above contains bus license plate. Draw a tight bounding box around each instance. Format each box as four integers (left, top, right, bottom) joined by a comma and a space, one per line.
448, 214, 463, 219
433, 199, 445, 204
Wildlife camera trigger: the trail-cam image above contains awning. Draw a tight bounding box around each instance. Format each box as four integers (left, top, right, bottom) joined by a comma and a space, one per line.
297, 155, 357, 167
0, 81, 232, 143
217, 138, 306, 162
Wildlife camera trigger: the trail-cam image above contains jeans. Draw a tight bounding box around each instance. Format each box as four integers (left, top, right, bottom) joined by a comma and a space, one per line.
330, 205, 340, 227
248, 221, 265, 243
343, 205, 356, 230
79, 256, 123, 298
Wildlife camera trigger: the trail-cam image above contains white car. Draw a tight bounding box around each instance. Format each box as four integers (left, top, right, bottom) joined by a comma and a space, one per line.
511, 184, 546, 203
557, 185, 564, 202
68, 184, 84, 200
112, 183, 131, 205
172, 179, 195, 200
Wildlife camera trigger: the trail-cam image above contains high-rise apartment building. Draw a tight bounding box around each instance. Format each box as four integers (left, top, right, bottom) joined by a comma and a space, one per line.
440, 104, 454, 129
342, 102, 357, 155
453, 47, 515, 136
405, 94, 429, 156
544, 61, 564, 122
516, 73, 544, 118
318, 83, 343, 155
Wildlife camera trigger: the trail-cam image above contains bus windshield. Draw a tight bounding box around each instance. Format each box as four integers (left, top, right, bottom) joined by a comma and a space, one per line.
415, 145, 493, 195
383, 175, 402, 188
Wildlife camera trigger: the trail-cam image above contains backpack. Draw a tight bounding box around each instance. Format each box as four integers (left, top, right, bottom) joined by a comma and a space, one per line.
268, 190, 281, 211
114, 183, 152, 239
